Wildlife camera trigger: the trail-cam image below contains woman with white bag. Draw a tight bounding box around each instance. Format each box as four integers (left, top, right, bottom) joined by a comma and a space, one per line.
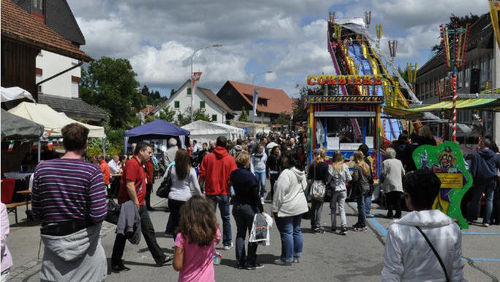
230, 151, 265, 270
307, 149, 329, 233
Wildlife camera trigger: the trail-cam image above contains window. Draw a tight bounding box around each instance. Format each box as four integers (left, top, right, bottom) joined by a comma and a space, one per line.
174, 101, 179, 108
212, 114, 217, 121
200, 101, 205, 108
71, 81, 79, 98
32, 0, 43, 13
187, 88, 192, 95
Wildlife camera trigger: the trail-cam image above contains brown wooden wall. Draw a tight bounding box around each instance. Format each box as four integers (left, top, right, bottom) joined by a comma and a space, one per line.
216, 82, 251, 111
1, 38, 39, 101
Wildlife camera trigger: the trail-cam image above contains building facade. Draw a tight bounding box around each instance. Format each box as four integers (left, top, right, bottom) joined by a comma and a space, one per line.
216, 81, 293, 124
153, 79, 233, 124
416, 13, 497, 142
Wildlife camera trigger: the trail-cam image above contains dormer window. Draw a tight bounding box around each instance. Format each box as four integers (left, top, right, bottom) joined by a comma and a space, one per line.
31, 0, 45, 23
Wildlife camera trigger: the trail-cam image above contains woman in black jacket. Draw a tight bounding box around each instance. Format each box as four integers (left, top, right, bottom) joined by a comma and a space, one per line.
266, 146, 282, 201
307, 148, 329, 233
231, 151, 265, 270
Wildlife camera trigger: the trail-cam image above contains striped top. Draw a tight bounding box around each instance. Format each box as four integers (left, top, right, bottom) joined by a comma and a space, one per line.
32, 158, 107, 223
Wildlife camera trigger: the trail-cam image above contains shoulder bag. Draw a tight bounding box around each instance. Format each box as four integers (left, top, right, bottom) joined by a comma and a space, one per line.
156, 165, 173, 198
415, 226, 450, 282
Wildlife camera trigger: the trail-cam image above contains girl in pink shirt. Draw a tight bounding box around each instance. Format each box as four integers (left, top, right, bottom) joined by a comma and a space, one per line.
173, 196, 221, 282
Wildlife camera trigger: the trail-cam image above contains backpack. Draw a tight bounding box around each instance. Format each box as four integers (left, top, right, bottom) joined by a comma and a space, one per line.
309, 165, 326, 201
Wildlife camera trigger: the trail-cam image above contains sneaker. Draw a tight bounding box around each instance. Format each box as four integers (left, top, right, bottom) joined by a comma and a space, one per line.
236, 264, 245, 269
354, 226, 368, 232
246, 264, 264, 270
274, 258, 292, 266
340, 226, 347, 236
155, 254, 173, 266
261, 197, 265, 205
331, 227, 336, 232
352, 222, 361, 229
223, 242, 234, 250
293, 257, 300, 263
483, 223, 490, 227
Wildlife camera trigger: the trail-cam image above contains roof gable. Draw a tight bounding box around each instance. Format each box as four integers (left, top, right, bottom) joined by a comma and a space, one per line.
153, 80, 190, 114
226, 81, 293, 114
1, 0, 91, 61
198, 87, 233, 114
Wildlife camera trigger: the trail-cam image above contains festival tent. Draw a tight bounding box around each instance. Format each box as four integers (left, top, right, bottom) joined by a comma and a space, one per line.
1, 109, 44, 140
7, 102, 105, 138
125, 119, 190, 150
181, 120, 244, 144
1, 86, 35, 103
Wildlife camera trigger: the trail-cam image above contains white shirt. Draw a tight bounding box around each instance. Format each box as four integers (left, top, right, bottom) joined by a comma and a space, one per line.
167, 166, 202, 202
108, 159, 121, 175
382, 210, 465, 282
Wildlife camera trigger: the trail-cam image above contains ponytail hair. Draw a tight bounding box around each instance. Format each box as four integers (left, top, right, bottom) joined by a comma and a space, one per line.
353, 150, 370, 177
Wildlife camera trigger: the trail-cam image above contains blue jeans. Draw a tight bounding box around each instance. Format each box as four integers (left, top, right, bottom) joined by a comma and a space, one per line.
468, 179, 496, 224
275, 215, 303, 262
364, 192, 372, 215
232, 203, 258, 266
207, 195, 232, 246
254, 171, 266, 198
356, 189, 369, 227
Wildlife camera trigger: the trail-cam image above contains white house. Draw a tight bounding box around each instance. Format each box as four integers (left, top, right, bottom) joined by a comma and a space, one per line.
14, 0, 106, 124
153, 79, 234, 123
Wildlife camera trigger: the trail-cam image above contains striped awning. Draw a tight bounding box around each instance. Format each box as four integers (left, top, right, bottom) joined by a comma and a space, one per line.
410, 98, 498, 112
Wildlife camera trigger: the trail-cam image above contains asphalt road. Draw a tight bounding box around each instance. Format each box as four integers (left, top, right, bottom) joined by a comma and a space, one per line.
6, 181, 500, 282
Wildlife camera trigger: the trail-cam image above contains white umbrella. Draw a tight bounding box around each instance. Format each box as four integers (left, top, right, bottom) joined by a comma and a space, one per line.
1, 87, 35, 102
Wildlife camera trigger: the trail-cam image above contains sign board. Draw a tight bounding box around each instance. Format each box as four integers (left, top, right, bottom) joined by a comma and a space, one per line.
327, 137, 339, 150
307, 74, 383, 86
308, 95, 383, 104
412, 142, 473, 229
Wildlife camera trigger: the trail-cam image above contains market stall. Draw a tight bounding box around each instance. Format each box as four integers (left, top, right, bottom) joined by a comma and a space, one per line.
182, 120, 244, 144
125, 119, 190, 153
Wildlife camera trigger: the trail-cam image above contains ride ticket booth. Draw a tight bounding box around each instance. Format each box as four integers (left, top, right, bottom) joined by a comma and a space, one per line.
308, 95, 383, 178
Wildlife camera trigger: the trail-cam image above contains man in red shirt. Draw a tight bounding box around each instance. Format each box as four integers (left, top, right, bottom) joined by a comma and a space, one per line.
111, 142, 171, 272
199, 136, 237, 249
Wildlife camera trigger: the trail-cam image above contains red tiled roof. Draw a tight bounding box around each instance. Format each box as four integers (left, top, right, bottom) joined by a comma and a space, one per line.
140, 106, 156, 115
228, 81, 293, 115
1, 0, 91, 61
198, 87, 234, 114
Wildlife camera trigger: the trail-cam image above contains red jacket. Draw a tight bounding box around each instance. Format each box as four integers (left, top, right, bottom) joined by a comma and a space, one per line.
100, 160, 111, 185
199, 146, 237, 195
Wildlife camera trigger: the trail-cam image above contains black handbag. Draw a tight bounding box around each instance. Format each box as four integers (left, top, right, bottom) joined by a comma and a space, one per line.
156, 165, 173, 198
105, 199, 121, 225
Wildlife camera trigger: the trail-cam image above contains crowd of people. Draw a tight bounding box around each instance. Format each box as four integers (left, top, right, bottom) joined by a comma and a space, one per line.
13, 122, 500, 281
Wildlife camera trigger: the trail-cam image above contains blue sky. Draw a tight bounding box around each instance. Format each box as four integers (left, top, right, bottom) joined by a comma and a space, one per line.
69, 0, 490, 98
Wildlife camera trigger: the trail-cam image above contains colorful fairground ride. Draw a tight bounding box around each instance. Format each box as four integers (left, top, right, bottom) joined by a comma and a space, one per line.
307, 12, 421, 178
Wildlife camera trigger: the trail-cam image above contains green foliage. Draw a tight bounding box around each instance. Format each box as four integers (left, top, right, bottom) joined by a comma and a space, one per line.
140, 85, 167, 106
194, 108, 211, 122
176, 112, 191, 126
275, 111, 291, 125
158, 106, 176, 122
80, 57, 141, 129
87, 137, 122, 159
239, 106, 249, 122
294, 85, 319, 123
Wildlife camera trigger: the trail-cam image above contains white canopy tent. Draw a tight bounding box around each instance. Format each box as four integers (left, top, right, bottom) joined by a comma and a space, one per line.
1, 86, 35, 102
182, 120, 245, 144
8, 102, 105, 138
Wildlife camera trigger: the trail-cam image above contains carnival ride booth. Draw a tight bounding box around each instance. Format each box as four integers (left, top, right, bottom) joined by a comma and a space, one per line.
307, 15, 418, 180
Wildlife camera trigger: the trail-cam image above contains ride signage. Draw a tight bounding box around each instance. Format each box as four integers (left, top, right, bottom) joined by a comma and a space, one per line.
307, 74, 383, 86
308, 95, 383, 104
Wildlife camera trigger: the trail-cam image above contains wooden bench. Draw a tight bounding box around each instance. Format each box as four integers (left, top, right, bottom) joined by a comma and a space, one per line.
6, 201, 31, 224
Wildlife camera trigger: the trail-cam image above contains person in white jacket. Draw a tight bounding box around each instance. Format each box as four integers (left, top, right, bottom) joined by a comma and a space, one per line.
382, 169, 465, 282
272, 150, 308, 266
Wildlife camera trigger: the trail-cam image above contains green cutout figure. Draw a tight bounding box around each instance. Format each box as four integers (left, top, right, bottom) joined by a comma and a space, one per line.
412, 142, 472, 229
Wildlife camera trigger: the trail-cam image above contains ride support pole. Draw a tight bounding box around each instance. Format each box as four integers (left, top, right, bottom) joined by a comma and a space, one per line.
452, 65, 457, 142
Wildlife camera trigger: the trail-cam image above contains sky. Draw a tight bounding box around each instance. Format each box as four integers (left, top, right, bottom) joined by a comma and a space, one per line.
67, 0, 490, 98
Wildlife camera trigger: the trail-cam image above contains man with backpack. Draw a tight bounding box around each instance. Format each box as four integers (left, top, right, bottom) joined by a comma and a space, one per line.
468, 138, 500, 226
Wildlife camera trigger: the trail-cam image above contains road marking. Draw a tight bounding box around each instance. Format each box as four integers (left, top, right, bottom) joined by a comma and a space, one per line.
462, 232, 500, 235
368, 218, 387, 237
463, 257, 500, 262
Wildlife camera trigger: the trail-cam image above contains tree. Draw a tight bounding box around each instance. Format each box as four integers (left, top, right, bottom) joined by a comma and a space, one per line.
193, 108, 211, 122
239, 106, 249, 122
294, 84, 320, 124
80, 57, 141, 129
275, 111, 291, 125
158, 106, 176, 122
431, 13, 479, 55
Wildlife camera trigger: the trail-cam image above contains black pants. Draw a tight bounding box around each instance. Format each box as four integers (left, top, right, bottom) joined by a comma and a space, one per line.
232, 203, 258, 267
145, 183, 153, 208
166, 199, 186, 236
386, 191, 403, 217
110, 177, 121, 198
111, 205, 165, 265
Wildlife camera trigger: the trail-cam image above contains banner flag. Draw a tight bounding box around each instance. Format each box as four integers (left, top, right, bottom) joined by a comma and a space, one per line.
253, 88, 260, 117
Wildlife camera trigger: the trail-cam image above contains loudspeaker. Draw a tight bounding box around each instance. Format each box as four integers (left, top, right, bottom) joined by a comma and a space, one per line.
470, 68, 480, 94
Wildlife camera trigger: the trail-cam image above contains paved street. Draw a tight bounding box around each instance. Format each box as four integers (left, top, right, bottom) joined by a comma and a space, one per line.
5, 181, 500, 282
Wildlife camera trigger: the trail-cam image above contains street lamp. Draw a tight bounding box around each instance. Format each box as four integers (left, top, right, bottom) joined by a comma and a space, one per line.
189, 43, 223, 121
251, 70, 273, 134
